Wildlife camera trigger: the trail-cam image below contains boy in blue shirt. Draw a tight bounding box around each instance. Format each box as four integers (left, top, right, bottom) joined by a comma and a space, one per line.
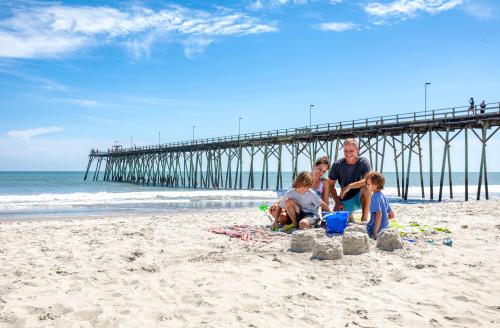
364, 172, 394, 239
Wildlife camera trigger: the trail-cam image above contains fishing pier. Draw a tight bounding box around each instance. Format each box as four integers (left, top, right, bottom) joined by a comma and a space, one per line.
85, 103, 500, 201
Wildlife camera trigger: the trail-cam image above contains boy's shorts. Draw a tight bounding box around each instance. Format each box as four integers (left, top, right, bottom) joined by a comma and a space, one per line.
341, 191, 362, 214
297, 211, 319, 225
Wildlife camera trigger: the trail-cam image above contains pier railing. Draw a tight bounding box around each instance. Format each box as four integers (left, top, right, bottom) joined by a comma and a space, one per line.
91, 102, 500, 155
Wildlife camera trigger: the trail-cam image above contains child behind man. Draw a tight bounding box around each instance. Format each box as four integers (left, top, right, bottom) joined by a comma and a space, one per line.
364, 171, 394, 239
271, 171, 330, 230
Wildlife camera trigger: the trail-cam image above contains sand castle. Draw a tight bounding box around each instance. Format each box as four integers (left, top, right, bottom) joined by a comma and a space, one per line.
290, 230, 317, 252
376, 229, 403, 252
342, 232, 370, 255
344, 224, 367, 234
311, 238, 343, 260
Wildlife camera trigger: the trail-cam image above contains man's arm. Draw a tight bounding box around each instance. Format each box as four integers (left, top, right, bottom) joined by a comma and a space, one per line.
340, 178, 367, 199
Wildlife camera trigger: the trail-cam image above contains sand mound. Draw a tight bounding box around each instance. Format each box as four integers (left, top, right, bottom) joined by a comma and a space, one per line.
311, 238, 343, 260
344, 225, 367, 234
376, 229, 403, 252
290, 230, 316, 253
313, 228, 326, 239
342, 232, 370, 255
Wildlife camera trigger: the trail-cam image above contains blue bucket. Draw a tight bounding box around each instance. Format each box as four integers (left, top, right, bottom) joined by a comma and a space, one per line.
324, 211, 349, 234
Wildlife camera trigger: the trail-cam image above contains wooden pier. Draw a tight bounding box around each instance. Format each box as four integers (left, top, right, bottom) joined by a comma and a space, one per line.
85, 103, 500, 201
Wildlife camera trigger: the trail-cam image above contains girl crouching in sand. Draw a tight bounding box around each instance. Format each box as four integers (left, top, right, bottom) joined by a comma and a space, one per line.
271, 171, 330, 230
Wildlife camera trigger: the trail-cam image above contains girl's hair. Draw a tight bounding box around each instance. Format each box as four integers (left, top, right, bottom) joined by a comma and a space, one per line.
365, 171, 385, 191
314, 156, 330, 168
293, 171, 313, 189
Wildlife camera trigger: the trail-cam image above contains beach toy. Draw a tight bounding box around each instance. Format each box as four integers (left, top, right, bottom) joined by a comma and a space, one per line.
443, 238, 453, 247
324, 211, 349, 234
283, 223, 296, 232
389, 220, 404, 229
258, 205, 274, 222
402, 238, 416, 243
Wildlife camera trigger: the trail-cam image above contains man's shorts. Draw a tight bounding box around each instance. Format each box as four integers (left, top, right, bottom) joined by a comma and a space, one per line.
341, 190, 362, 214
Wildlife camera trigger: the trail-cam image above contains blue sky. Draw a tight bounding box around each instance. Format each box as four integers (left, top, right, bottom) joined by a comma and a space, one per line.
0, 0, 499, 170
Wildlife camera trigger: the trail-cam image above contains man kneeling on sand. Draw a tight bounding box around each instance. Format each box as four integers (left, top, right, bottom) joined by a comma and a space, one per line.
328, 138, 372, 222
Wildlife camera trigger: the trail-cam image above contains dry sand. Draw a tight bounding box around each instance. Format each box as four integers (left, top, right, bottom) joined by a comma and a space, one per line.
1, 200, 500, 327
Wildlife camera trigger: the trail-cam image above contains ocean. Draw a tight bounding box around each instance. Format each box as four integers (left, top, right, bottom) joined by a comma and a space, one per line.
0, 171, 499, 220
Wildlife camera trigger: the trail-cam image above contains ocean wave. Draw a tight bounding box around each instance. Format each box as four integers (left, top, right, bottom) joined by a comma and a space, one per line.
0, 186, 498, 213
383, 185, 500, 200
0, 190, 280, 211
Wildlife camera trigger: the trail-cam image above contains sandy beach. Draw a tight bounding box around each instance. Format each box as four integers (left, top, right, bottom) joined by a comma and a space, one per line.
1, 200, 499, 327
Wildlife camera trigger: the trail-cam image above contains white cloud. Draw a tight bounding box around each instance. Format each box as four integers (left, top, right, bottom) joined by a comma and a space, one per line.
0, 4, 277, 59
318, 21, 359, 31
6, 126, 64, 140
249, 0, 265, 10
248, 0, 310, 10
365, 0, 463, 18
0, 68, 68, 91
61, 98, 100, 107
461, 1, 495, 20
182, 38, 214, 59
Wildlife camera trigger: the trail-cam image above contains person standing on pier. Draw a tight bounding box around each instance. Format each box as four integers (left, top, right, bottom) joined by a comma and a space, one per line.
480, 100, 486, 114
468, 97, 475, 114
328, 139, 372, 222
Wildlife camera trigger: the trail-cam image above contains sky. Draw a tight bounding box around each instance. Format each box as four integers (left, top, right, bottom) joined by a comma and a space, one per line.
0, 0, 499, 171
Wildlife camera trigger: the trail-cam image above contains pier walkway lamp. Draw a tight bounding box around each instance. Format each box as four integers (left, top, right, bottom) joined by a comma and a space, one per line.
238, 117, 242, 136
425, 82, 431, 118
158, 131, 161, 147
309, 104, 314, 129
192, 125, 196, 141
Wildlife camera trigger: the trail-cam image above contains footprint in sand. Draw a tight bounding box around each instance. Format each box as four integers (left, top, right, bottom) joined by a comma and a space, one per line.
452, 295, 474, 303
356, 309, 369, 319
37, 304, 72, 321
71, 308, 102, 321
385, 311, 402, 324
444, 316, 480, 325
429, 318, 442, 327
0, 311, 23, 325
240, 302, 261, 313
297, 292, 321, 301
389, 270, 408, 282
